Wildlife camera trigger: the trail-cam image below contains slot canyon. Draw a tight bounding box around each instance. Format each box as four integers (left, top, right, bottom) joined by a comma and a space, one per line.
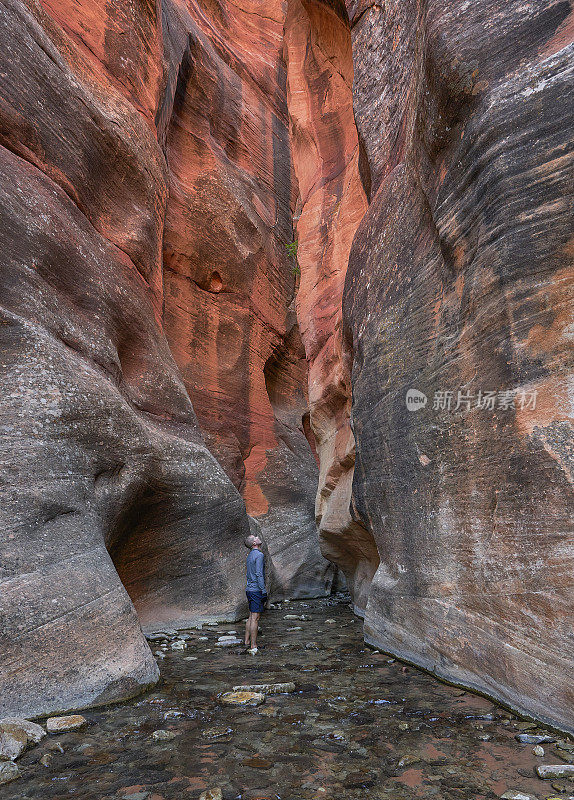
0, 0, 572, 795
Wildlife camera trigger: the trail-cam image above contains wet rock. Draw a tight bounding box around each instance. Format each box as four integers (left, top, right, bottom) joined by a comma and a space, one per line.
199, 790, 222, 800
151, 729, 176, 741
220, 691, 265, 707
232, 683, 295, 695
244, 756, 273, 769
536, 765, 574, 779
516, 734, 556, 744
0, 762, 20, 785
46, 716, 86, 733
163, 710, 185, 720
202, 727, 233, 739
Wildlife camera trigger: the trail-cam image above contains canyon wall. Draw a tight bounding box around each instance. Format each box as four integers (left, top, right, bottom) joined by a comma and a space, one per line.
343, 0, 574, 731
285, 0, 378, 614
0, 0, 327, 719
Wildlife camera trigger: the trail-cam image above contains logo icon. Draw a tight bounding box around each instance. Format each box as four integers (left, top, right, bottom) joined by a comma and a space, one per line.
406, 388, 427, 412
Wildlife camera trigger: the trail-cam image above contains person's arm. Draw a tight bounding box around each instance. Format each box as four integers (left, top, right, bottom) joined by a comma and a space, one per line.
255, 551, 266, 594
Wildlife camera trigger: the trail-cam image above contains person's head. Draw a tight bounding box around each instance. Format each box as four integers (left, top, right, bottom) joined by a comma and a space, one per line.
244, 534, 262, 550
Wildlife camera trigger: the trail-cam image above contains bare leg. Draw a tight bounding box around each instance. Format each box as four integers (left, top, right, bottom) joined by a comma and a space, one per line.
250, 611, 261, 649
245, 613, 252, 647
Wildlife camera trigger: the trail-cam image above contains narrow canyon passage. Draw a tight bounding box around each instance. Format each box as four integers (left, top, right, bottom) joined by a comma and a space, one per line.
0, 0, 572, 784
4, 596, 572, 800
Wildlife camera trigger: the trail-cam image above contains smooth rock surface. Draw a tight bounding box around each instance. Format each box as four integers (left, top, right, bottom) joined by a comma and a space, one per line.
46, 715, 87, 733
231, 682, 295, 694
342, 0, 574, 733
0, 0, 330, 719
220, 691, 265, 707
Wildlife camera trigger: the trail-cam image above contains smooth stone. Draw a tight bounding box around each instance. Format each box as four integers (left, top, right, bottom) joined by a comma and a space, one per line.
516, 734, 556, 744
184, 656, 198, 661
0, 762, 20, 785
154, 651, 166, 659
0, 718, 46, 746
536, 765, 574, 779
215, 639, 243, 647
122, 793, 150, 800
0, 725, 28, 761
200, 790, 223, 800
46, 715, 86, 733
500, 793, 537, 800
151, 729, 176, 741
202, 727, 233, 738
170, 640, 187, 650
287, 626, 303, 631
220, 691, 265, 707
232, 682, 295, 695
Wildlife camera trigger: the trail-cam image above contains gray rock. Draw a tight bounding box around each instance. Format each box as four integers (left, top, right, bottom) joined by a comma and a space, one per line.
532, 745, 544, 757
214, 638, 243, 647
151, 729, 176, 741
516, 733, 555, 744
0, 718, 45, 746
536, 764, 574, 779
232, 682, 295, 695
0, 725, 27, 761
0, 762, 20, 785
500, 792, 537, 800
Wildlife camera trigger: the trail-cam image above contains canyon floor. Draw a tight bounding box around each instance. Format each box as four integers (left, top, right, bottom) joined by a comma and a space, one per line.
5, 595, 573, 800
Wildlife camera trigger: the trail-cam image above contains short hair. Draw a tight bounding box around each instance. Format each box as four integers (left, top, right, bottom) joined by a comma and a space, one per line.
244, 534, 257, 549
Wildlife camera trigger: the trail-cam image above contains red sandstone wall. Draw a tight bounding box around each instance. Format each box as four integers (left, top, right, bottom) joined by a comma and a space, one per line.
285, 0, 377, 613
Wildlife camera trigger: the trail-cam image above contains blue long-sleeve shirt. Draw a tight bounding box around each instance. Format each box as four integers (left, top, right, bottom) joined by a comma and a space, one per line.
246, 548, 265, 593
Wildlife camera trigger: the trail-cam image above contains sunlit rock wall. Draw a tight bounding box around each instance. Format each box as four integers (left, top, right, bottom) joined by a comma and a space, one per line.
344, 0, 574, 731
161, 0, 333, 600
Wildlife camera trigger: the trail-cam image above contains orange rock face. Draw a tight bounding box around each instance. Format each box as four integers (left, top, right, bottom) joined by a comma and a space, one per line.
161, 0, 334, 598
285, 0, 377, 613
0, 0, 329, 719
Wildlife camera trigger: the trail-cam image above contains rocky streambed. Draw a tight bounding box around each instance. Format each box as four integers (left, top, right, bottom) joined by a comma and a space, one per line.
3, 595, 573, 799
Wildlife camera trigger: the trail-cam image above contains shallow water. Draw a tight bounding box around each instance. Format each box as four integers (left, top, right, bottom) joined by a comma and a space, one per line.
6, 595, 573, 799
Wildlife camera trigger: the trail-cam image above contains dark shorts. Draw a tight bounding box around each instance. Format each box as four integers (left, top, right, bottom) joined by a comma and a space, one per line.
246, 590, 265, 613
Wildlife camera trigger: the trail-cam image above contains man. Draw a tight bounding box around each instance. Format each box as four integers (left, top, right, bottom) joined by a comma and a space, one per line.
244, 533, 267, 654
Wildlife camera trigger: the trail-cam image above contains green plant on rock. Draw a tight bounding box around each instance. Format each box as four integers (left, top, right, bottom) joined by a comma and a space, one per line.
285, 240, 300, 276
